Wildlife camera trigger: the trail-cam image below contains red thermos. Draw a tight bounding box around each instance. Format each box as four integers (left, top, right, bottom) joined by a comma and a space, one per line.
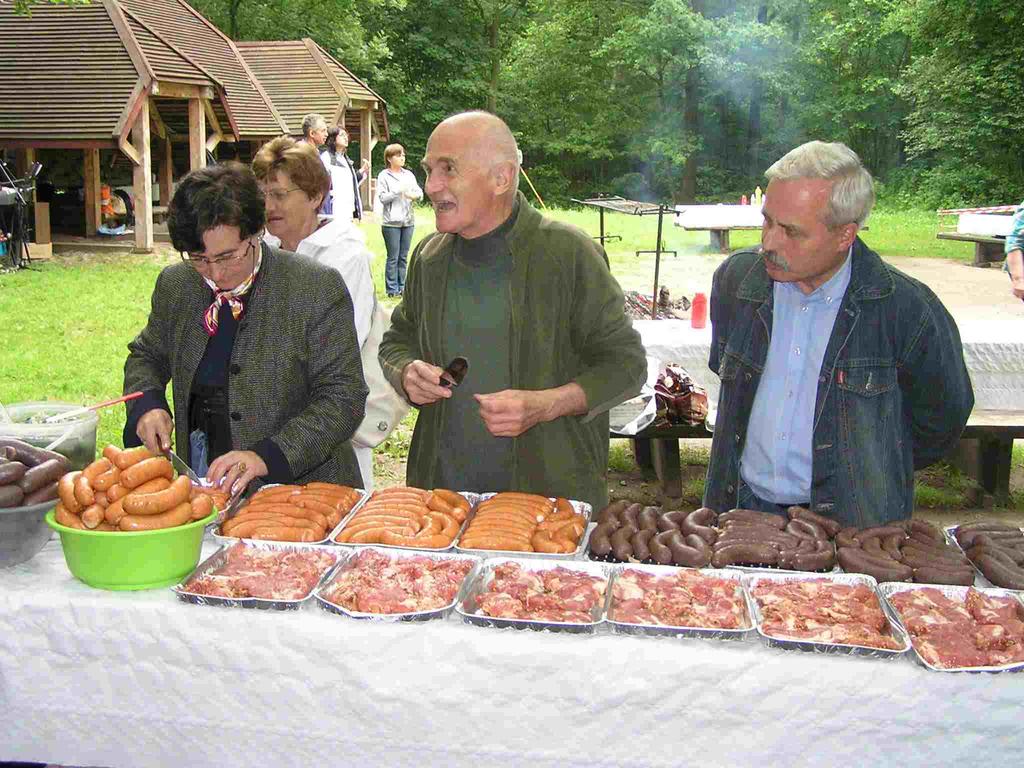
691, 292, 708, 329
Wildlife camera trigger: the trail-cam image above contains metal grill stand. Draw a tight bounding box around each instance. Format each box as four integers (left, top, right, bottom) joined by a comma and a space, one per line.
573, 195, 677, 319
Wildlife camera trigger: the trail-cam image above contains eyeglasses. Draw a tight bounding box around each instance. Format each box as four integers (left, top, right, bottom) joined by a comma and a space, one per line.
181, 238, 256, 268
261, 186, 301, 204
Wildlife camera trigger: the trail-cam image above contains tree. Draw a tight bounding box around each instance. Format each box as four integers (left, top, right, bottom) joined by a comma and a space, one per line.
12, 0, 89, 14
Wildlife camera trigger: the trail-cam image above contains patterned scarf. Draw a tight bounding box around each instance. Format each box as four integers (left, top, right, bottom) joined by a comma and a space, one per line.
201, 244, 263, 336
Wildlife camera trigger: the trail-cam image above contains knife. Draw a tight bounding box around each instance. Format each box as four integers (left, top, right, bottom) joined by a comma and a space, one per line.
166, 447, 202, 485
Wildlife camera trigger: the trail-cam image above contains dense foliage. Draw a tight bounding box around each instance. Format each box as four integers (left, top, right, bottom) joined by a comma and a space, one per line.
22, 0, 1024, 207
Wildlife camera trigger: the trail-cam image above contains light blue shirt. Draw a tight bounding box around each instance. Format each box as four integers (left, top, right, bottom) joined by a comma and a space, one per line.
740, 251, 853, 504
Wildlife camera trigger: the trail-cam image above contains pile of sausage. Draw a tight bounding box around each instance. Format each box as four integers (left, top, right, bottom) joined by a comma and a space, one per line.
835, 519, 974, 585
589, 503, 837, 571
220, 482, 362, 542
55, 446, 214, 531
335, 487, 469, 548
954, 521, 1024, 590
459, 493, 586, 553
0, 437, 70, 509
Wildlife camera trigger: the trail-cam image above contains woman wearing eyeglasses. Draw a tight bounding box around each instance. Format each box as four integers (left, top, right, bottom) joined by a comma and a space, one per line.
122, 162, 368, 496
253, 136, 380, 489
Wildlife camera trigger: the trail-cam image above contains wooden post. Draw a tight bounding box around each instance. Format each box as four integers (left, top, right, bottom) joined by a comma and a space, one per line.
359, 109, 372, 208
132, 98, 153, 252
158, 136, 173, 207
188, 98, 206, 171
33, 202, 50, 245
15, 148, 34, 178
83, 149, 102, 235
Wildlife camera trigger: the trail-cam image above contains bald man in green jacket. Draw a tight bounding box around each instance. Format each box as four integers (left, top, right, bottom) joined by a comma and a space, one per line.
379, 111, 646, 511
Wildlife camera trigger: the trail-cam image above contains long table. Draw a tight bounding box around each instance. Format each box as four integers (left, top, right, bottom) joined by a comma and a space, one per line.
1, 540, 1019, 767
634, 317, 1024, 413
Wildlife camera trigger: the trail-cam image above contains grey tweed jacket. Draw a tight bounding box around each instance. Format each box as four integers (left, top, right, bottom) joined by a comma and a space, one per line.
124, 243, 368, 486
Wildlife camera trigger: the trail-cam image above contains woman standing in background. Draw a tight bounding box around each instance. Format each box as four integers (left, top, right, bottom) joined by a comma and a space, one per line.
375, 144, 422, 297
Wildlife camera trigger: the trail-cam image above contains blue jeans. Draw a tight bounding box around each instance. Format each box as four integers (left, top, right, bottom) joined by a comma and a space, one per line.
382, 225, 413, 296
735, 478, 805, 516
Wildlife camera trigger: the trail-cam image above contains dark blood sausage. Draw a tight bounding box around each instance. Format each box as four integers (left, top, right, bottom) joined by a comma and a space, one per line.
23, 482, 60, 505
837, 547, 913, 582
955, 521, 1021, 535
0, 459, 28, 486
637, 506, 660, 532
620, 503, 642, 529
681, 508, 717, 544
907, 519, 943, 542
589, 521, 617, 556
785, 518, 827, 541
881, 533, 905, 561
712, 541, 779, 568
596, 500, 628, 525
780, 540, 836, 571
974, 555, 1024, 590
717, 525, 800, 549
788, 507, 843, 538
631, 528, 655, 561
835, 527, 860, 549
17, 458, 66, 495
648, 530, 675, 565
655, 530, 711, 568
911, 565, 976, 586
900, 543, 967, 564
0, 438, 70, 471
0, 484, 26, 508
967, 545, 1019, 569
855, 525, 907, 542
611, 523, 638, 561
718, 509, 786, 530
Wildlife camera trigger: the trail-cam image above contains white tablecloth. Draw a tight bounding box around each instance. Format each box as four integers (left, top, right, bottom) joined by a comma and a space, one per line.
1, 539, 1019, 768
635, 318, 1024, 413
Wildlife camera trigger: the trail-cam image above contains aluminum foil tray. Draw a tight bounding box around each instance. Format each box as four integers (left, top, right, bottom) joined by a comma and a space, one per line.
607, 564, 755, 641
313, 546, 481, 622
943, 524, 1024, 589
331, 490, 479, 552
213, 485, 368, 546
173, 539, 344, 610
456, 557, 612, 634
454, 494, 592, 559
744, 570, 910, 658
879, 582, 1024, 673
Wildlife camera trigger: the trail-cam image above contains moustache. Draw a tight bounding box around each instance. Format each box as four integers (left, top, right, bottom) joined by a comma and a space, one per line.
759, 247, 790, 271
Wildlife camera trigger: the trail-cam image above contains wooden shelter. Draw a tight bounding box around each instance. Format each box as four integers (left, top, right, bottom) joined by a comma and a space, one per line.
236, 39, 389, 207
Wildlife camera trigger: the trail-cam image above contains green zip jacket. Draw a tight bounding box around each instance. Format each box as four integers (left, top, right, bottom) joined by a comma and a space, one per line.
379, 193, 647, 511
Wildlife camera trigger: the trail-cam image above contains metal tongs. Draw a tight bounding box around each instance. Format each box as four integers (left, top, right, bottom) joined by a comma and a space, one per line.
440, 356, 469, 388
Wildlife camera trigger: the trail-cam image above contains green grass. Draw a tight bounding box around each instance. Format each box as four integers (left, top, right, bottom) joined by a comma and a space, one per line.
0, 203, 993, 482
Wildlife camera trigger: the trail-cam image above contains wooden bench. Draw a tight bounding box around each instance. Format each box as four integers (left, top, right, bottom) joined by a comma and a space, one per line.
936, 231, 1005, 267
617, 409, 1024, 503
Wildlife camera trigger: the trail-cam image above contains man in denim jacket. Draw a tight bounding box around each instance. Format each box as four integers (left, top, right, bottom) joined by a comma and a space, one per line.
704, 141, 973, 528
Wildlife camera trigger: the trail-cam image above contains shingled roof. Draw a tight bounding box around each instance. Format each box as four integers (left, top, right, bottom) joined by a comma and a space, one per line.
117, 0, 286, 139
0, 0, 234, 144
236, 39, 389, 141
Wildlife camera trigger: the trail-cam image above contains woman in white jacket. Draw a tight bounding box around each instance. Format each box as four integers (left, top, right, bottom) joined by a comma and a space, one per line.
253, 136, 380, 489
375, 144, 422, 297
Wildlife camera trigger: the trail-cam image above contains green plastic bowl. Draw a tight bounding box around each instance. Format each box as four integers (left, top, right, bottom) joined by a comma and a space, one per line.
45, 509, 217, 591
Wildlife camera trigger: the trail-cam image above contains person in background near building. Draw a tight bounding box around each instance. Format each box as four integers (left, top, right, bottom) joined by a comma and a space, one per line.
300, 113, 328, 149
704, 140, 974, 529
378, 111, 646, 512
1003, 199, 1024, 300
376, 143, 422, 297
321, 126, 370, 222
252, 136, 385, 490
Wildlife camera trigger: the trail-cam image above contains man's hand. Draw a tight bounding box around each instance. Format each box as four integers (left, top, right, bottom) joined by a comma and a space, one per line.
1007, 249, 1024, 300
207, 450, 267, 499
359, 158, 370, 175
136, 408, 173, 453
401, 360, 453, 406
474, 383, 588, 438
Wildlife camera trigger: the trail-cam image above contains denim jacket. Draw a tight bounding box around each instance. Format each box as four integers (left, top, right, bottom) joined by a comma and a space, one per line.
703, 238, 974, 528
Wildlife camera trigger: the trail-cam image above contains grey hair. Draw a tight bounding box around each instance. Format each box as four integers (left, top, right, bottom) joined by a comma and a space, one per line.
765, 140, 875, 227
301, 113, 327, 138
